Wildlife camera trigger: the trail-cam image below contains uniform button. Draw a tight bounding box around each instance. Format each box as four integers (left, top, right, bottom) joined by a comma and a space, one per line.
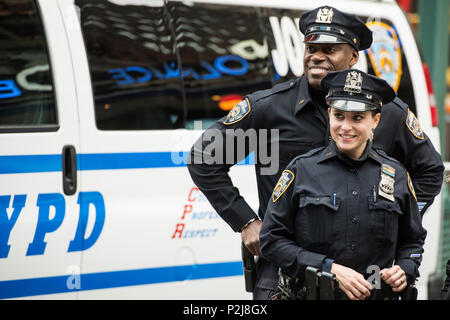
352, 191, 358, 196
351, 244, 357, 251
351, 217, 358, 224
328, 136, 332, 141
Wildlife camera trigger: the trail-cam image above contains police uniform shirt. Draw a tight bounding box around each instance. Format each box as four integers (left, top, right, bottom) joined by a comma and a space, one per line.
259, 140, 427, 283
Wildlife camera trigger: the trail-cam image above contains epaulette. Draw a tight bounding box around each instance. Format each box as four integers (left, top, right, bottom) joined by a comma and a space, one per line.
389, 96, 408, 112
372, 146, 404, 167
248, 78, 299, 103
289, 146, 326, 165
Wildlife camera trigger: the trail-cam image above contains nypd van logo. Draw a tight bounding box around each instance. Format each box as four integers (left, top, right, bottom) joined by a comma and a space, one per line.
406, 109, 424, 139
316, 7, 333, 24
272, 170, 294, 202
223, 98, 251, 125
344, 71, 362, 93
366, 21, 402, 92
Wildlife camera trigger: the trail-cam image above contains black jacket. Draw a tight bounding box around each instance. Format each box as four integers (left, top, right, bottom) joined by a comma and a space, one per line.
259, 140, 426, 284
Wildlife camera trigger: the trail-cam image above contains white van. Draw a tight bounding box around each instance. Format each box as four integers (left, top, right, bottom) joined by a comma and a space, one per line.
0, 0, 443, 299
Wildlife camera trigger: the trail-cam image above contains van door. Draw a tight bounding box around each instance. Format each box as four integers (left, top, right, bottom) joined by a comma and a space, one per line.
0, 0, 81, 299
60, 0, 261, 298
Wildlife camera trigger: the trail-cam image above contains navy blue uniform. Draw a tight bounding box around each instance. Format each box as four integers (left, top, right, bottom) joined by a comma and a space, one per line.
259, 140, 426, 284
187, 75, 443, 296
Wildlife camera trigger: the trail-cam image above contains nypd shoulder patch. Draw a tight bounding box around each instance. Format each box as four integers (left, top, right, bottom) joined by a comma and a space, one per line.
406, 109, 424, 140
272, 169, 295, 202
407, 172, 417, 201
223, 98, 251, 125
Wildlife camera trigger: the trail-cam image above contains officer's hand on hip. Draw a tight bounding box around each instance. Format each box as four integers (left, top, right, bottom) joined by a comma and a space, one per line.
380, 265, 408, 292
241, 220, 262, 257
331, 263, 373, 300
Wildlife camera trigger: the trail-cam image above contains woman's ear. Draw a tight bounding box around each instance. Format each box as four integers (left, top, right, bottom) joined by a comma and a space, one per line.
372, 112, 381, 130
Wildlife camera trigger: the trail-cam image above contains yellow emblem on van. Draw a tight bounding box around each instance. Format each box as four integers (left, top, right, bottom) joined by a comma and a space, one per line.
366, 21, 402, 92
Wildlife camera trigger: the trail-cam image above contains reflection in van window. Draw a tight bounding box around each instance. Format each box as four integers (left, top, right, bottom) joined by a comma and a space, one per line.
77, 0, 184, 130
0, 0, 57, 131
77, 1, 417, 131
169, 2, 274, 129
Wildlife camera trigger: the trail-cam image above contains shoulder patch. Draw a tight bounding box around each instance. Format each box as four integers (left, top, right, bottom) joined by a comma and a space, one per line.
407, 172, 417, 201
272, 169, 295, 202
406, 109, 424, 139
223, 98, 251, 125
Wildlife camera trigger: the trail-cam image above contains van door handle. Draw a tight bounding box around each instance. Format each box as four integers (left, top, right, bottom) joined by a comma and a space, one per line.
62, 145, 77, 195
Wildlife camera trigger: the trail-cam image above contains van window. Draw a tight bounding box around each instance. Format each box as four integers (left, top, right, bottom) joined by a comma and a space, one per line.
0, 0, 57, 132
168, 2, 274, 129
76, 0, 184, 130
77, 1, 417, 130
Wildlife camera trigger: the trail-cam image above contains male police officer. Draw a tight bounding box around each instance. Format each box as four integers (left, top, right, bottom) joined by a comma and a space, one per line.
187, 6, 444, 299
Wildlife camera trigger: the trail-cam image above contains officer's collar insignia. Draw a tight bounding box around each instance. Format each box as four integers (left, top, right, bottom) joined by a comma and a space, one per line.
316, 7, 334, 24
272, 170, 295, 202
407, 172, 417, 201
344, 71, 363, 94
223, 98, 251, 125
379, 164, 395, 202
406, 109, 424, 140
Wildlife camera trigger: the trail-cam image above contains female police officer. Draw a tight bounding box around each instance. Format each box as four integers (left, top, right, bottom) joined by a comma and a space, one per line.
259, 70, 427, 300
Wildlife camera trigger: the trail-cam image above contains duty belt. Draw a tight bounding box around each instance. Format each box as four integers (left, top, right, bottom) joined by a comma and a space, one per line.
270, 266, 418, 300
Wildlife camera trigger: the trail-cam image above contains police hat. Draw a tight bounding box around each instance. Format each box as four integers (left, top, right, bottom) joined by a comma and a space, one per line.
299, 6, 372, 51
321, 70, 396, 112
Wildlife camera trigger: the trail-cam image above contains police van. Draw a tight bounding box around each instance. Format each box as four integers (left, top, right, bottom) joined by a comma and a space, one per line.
0, 0, 443, 299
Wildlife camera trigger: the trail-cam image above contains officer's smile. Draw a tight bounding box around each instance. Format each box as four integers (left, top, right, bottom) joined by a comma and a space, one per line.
308, 66, 330, 76
338, 134, 357, 141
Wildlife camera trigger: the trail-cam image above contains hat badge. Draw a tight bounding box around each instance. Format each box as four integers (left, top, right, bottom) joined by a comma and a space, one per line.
315, 7, 334, 24
344, 71, 363, 93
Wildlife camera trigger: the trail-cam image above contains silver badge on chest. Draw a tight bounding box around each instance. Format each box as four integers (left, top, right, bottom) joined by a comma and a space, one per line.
378, 164, 395, 202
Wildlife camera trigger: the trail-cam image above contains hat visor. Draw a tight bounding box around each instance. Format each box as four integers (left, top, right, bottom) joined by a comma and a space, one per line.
327, 99, 378, 112
304, 33, 348, 45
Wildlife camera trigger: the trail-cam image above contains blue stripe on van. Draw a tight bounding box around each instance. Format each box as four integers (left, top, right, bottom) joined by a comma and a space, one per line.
0, 154, 62, 174
0, 152, 254, 174
0, 261, 243, 299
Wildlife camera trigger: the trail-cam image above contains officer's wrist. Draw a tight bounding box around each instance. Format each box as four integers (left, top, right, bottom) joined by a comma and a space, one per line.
240, 217, 259, 232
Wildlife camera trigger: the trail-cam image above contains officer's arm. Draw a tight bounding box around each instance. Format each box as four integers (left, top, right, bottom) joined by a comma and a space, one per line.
395, 171, 427, 284
259, 164, 327, 277
380, 101, 444, 213
187, 98, 258, 232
